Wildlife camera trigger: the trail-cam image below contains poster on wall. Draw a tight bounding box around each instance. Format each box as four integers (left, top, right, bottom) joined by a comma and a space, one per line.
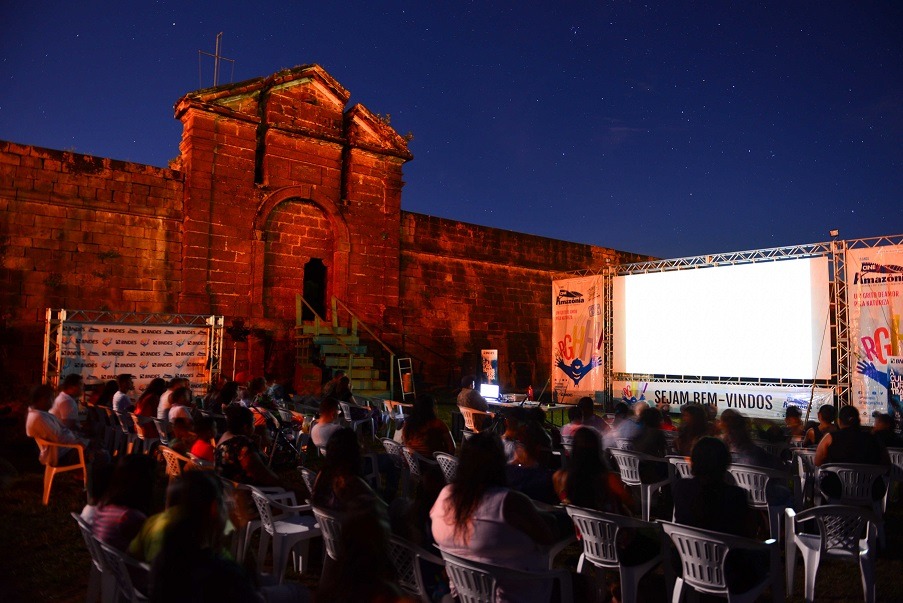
612, 380, 834, 421
846, 245, 903, 424
60, 322, 210, 397
481, 349, 498, 385
552, 275, 605, 404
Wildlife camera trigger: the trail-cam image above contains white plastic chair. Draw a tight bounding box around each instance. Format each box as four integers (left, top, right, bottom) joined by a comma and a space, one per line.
381, 437, 411, 496
152, 418, 170, 447
609, 449, 671, 520
311, 505, 344, 569
792, 448, 817, 509
378, 398, 406, 437
33, 437, 86, 505
249, 487, 322, 583
615, 438, 635, 450
433, 451, 459, 483
339, 401, 376, 440
438, 548, 574, 603
218, 477, 285, 566
817, 463, 889, 547
388, 535, 446, 603
97, 540, 150, 602
667, 455, 692, 481
159, 445, 190, 482
659, 520, 784, 603
726, 463, 790, 541
128, 412, 159, 454
299, 466, 318, 499
566, 505, 670, 603
71, 512, 114, 603
402, 446, 438, 491
785, 505, 878, 603
458, 407, 491, 433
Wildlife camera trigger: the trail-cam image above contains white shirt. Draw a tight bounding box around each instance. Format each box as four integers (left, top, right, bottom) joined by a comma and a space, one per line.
112, 391, 132, 413
168, 405, 192, 423
51, 391, 80, 427
311, 420, 342, 449
157, 390, 173, 420
26, 407, 87, 466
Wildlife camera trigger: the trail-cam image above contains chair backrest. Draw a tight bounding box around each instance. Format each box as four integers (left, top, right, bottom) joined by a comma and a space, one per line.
609, 449, 643, 485
114, 411, 134, 435
560, 435, 575, 457
458, 407, 489, 432
727, 463, 787, 508
159, 445, 189, 478
660, 520, 772, 596
566, 505, 660, 569
249, 488, 277, 535
667, 455, 693, 480
381, 436, 404, 458
388, 535, 445, 602
790, 504, 878, 557
97, 540, 148, 602
70, 511, 104, 573
152, 419, 170, 445
615, 438, 634, 450
311, 505, 344, 561
299, 466, 318, 497
433, 452, 459, 483
401, 447, 425, 481
439, 550, 498, 603
887, 447, 903, 482
819, 463, 889, 505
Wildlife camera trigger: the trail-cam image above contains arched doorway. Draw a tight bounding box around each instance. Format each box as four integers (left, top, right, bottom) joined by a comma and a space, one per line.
302, 258, 327, 320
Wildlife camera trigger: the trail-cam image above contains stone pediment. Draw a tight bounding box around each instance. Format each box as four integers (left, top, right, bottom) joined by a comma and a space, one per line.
345, 104, 413, 161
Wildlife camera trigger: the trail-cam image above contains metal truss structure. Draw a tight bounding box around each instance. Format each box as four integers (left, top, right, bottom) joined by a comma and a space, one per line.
43, 309, 224, 387
556, 234, 903, 408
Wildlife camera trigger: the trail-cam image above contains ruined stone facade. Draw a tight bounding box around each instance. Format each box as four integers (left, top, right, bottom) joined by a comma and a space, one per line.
0, 65, 646, 396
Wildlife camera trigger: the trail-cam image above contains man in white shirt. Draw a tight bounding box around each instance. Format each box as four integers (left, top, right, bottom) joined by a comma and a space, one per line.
311, 398, 342, 449
51, 373, 84, 431
111, 374, 134, 413
167, 386, 194, 424
157, 378, 186, 420
27, 384, 91, 467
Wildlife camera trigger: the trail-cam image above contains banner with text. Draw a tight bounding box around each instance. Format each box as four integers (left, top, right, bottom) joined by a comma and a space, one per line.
552, 275, 605, 404
846, 244, 903, 423
613, 380, 834, 421
481, 349, 498, 385
61, 322, 210, 397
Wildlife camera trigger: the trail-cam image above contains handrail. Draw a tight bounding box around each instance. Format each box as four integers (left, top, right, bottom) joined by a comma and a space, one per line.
331, 296, 396, 400
295, 295, 354, 375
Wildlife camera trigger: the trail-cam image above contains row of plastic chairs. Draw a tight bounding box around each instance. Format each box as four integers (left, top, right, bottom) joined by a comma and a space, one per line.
72, 512, 149, 602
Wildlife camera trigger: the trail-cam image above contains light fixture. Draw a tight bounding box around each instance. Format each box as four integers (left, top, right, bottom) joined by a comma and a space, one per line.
829, 229, 839, 238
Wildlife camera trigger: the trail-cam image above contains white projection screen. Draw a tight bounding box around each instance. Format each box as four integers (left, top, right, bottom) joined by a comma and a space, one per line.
613, 257, 832, 380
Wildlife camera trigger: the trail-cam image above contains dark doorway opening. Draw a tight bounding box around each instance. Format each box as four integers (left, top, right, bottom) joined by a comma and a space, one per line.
302, 258, 327, 320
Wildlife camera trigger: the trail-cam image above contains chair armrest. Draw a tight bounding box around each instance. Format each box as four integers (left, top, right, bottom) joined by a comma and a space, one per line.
268, 497, 313, 514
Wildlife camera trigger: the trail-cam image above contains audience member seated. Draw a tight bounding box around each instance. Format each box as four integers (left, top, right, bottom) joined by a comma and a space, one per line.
51, 373, 84, 432
402, 394, 455, 457
26, 383, 109, 498
213, 380, 240, 414
872, 412, 903, 449
431, 431, 564, 603
189, 416, 217, 462
169, 418, 196, 455
310, 397, 343, 450
506, 420, 558, 506
112, 373, 135, 413
93, 454, 155, 551
500, 407, 529, 462
157, 378, 188, 420
657, 400, 676, 431
803, 404, 837, 447
815, 405, 890, 500
135, 378, 166, 439
214, 405, 280, 488
602, 402, 632, 450
130, 476, 188, 564
574, 396, 608, 434
321, 369, 345, 400
167, 386, 194, 425
783, 406, 806, 440
554, 427, 630, 513
559, 405, 583, 440
333, 375, 380, 428
719, 409, 783, 469
672, 436, 764, 593
149, 471, 310, 603
96, 379, 119, 408
632, 407, 669, 483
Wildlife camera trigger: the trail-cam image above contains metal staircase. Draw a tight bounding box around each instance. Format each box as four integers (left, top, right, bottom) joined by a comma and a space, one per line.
295, 295, 395, 399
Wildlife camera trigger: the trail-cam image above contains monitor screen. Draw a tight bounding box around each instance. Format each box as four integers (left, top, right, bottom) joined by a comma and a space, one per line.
479, 383, 500, 399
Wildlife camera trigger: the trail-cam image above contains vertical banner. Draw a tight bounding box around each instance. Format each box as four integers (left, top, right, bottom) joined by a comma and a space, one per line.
481, 349, 498, 385
552, 275, 605, 403
847, 244, 903, 423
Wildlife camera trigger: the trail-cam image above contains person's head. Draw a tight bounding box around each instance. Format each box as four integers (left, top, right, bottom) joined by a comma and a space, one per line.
318, 397, 340, 423
567, 405, 581, 424
566, 427, 609, 507
449, 432, 506, 539
60, 373, 83, 397
30, 383, 55, 411
193, 415, 216, 441
170, 386, 191, 407
224, 404, 253, 435
576, 396, 595, 419
633, 401, 649, 418
838, 405, 860, 428
502, 406, 527, 438
116, 373, 133, 393
873, 412, 895, 432
460, 375, 476, 390
690, 436, 731, 485
171, 417, 193, 439
639, 406, 663, 429
248, 376, 266, 396
681, 404, 707, 430
101, 454, 156, 514
613, 402, 630, 419
143, 377, 167, 398
785, 406, 802, 426
216, 380, 240, 406
817, 405, 836, 425
336, 375, 352, 394
97, 380, 118, 406
167, 377, 182, 391
323, 427, 362, 478
332, 370, 346, 383
719, 408, 752, 447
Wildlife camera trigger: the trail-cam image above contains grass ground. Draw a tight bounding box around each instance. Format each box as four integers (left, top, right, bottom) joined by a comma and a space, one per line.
2, 398, 902, 602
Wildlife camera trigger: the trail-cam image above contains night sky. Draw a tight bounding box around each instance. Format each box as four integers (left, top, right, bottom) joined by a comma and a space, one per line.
2, 2, 901, 260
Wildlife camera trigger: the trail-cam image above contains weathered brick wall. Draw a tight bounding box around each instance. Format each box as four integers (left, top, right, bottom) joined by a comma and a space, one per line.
0, 141, 183, 388
399, 212, 648, 389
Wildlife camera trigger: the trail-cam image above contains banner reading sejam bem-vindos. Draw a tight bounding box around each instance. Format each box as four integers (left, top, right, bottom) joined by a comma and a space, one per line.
60, 323, 210, 397
552, 275, 604, 403
847, 244, 903, 423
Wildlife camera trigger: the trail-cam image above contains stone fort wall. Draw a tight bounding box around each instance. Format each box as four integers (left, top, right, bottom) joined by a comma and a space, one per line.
0, 65, 647, 396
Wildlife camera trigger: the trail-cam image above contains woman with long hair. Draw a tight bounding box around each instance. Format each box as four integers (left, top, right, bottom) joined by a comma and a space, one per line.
92, 454, 155, 551
401, 394, 454, 457
674, 403, 709, 456
135, 378, 167, 439
430, 432, 560, 603
96, 379, 119, 408
555, 427, 630, 513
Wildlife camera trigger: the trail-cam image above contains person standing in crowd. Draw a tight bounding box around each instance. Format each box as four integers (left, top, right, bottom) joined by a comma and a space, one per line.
112, 374, 134, 413
51, 373, 84, 432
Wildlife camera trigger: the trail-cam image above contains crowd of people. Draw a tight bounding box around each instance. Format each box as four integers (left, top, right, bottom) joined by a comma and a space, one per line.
24, 369, 903, 602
